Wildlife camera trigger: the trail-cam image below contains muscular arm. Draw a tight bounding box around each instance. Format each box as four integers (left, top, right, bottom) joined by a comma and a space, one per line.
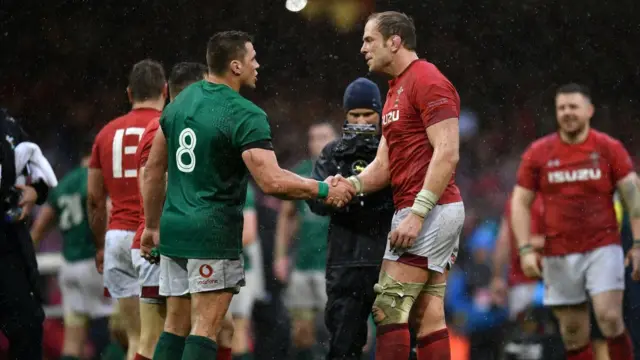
617, 172, 640, 241
510, 186, 536, 249
142, 128, 168, 229
242, 208, 258, 247
355, 136, 391, 195
30, 204, 56, 248
242, 148, 320, 200
87, 168, 107, 250
274, 201, 299, 259
492, 216, 511, 277
422, 118, 460, 197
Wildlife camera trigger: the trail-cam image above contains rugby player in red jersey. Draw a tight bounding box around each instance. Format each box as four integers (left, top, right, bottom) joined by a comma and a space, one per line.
330, 11, 464, 360
491, 194, 544, 318
88, 59, 167, 360
512, 83, 640, 360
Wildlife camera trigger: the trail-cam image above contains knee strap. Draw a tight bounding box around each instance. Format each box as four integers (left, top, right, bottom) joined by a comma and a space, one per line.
421, 283, 446, 298
64, 311, 90, 327
291, 308, 316, 321
372, 271, 423, 326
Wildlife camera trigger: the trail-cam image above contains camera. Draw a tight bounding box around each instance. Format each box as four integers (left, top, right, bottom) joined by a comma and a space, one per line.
3, 186, 23, 223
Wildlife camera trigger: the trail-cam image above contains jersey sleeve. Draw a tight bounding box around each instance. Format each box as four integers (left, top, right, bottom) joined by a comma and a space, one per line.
89, 132, 102, 169
244, 185, 256, 211
413, 76, 460, 128
516, 145, 541, 191
232, 109, 273, 151
607, 138, 634, 183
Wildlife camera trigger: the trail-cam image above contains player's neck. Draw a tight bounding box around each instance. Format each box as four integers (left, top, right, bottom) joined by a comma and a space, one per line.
559, 126, 590, 144
207, 74, 241, 92
388, 50, 419, 78
131, 99, 164, 112
80, 157, 91, 167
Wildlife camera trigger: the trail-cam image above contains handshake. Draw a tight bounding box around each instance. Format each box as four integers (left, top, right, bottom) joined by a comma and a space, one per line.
322, 174, 359, 208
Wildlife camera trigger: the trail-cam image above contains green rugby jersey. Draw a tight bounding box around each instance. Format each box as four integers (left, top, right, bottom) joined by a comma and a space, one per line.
292, 159, 330, 270
48, 166, 96, 262
159, 80, 272, 259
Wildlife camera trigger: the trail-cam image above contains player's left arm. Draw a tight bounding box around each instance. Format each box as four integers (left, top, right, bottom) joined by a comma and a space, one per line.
30, 203, 56, 248
87, 136, 108, 252
610, 140, 640, 280
142, 127, 168, 230
412, 80, 461, 220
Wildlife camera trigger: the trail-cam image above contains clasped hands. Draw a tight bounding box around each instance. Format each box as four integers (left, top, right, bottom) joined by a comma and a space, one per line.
323, 174, 356, 208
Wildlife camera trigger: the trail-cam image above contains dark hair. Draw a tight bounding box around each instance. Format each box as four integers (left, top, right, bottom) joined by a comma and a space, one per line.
206, 31, 254, 76
556, 83, 592, 102
169, 62, 207, 98
128, 59, 166, 102
80, 136, 95, 157
368, 11, 417, 51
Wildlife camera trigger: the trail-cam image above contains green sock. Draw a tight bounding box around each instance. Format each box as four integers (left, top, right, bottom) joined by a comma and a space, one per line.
232, 353, 253, 360
60, 356, 81, 360
296, 348, 314, 360
181, 335, 218, 360
101, 342, 126, 360
153, 331, 186, 360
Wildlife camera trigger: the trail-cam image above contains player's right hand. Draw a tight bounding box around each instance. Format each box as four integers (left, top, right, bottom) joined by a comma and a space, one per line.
325, 175, 355, 207
95, 248, 104, 274
490, 276, 508, 306
520, 251, 542, 278
141, 227, 160, 264
274, 256, 290, 283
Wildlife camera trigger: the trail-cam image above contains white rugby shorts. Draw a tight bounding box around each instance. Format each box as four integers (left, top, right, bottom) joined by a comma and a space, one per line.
542, 244, 625, 306
383, 202, 465, 273
103, 230, 139, 299
59, 258, 116, 319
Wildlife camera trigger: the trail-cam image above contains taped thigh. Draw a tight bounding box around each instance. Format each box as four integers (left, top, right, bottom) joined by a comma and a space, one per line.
64, 311, 90, 327
421, 282, 446, 298
372, 271, 423, 326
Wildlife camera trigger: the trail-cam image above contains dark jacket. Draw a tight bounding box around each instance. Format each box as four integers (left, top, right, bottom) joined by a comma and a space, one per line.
0, 108, 49, 299
307, 124, 394, 268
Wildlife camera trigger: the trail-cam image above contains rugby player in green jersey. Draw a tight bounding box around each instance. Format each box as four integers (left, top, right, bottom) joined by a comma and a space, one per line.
141, 31, 354, 360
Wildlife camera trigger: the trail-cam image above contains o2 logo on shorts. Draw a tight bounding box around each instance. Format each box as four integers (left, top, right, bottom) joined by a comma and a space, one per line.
199, 264, 214, 278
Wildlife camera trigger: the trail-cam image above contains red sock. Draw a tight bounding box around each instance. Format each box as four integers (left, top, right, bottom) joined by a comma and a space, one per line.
416, 328, 450, 360
566, 343, 593, 360
607, 331, 634, 360
375, 324, 411, 360
133, 354, 151, 360
216, 346, 232, 360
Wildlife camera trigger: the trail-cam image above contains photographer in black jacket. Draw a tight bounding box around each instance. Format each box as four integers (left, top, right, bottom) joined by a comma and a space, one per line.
307, 78, 395, 360
0, 108, 53, 359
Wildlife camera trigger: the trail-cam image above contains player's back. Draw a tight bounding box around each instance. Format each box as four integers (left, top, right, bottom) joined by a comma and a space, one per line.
50, 166, 96, 262
519, 129, 634, 255
90, 108, 161, 231
160, 80, 271, 259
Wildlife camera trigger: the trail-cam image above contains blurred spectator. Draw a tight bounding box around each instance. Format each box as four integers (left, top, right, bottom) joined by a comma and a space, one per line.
446, 219, 508, 360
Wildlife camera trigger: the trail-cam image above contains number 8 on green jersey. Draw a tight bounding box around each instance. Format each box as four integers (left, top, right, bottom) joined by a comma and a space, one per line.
159, 80, 272, 262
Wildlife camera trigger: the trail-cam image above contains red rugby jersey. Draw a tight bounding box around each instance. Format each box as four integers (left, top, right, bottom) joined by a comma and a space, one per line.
381, 60, 462, 210
90, 108, 161, 231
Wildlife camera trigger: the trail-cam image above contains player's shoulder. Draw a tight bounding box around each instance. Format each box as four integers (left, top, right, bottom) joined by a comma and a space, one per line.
410, 60, 452, 85
527, 133, 559, 153
231, 95, 267, 119
57, 166, 87, 192
590, 129, 624, 148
